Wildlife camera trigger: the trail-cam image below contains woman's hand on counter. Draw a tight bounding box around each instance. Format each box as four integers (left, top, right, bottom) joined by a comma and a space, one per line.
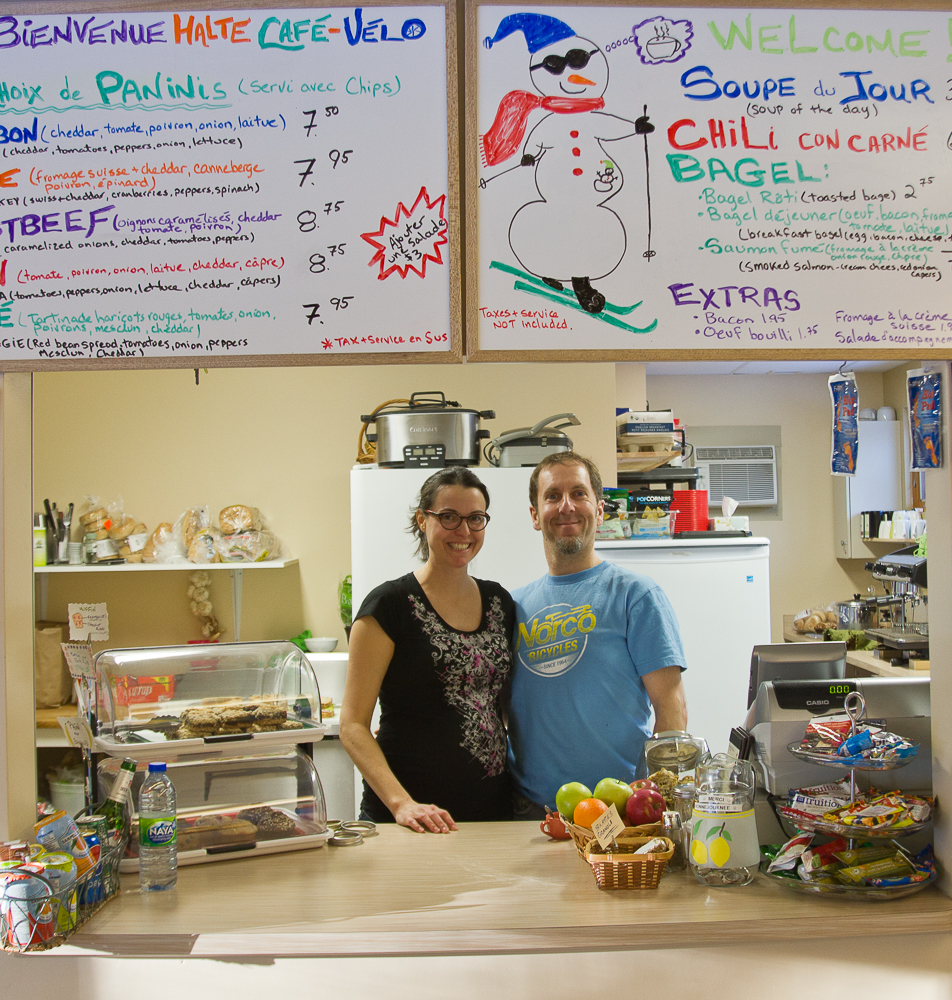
393, 800, 458, 834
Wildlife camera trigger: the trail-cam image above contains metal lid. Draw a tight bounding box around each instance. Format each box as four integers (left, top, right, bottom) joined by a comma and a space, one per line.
341, 820, 377, 837
673, 784, 696, 799
329, 829, 363, 846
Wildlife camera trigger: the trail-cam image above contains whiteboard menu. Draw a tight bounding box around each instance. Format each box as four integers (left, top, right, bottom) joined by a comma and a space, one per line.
471, 5, 951, 357
0, 4, 456, 366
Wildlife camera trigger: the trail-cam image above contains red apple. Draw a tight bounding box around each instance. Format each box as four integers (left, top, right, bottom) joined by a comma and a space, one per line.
629, 779, 660, 794
626, 787, 665, 826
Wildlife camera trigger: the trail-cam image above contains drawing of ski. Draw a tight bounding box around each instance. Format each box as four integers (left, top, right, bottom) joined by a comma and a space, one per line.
490, 261, 658, 334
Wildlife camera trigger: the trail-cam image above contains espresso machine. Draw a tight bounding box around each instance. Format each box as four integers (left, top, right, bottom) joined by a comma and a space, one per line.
864, 546, 928, 666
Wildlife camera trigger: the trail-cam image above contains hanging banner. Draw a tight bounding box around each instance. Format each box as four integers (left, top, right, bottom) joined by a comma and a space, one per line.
907, 367, 942, 470
829, 371, 858, 475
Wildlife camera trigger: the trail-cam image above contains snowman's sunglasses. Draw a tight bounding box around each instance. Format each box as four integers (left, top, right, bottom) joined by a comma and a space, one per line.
531, 48, 599, 76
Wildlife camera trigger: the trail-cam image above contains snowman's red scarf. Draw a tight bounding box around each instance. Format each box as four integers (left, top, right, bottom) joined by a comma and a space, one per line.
480, 92, 605, 167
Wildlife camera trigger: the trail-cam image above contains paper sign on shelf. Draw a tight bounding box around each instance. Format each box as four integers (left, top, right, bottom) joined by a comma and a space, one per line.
591, 804, 626, 850
68, 603, 109, 642
61, 642, 95, 680
58, 716, 93, 750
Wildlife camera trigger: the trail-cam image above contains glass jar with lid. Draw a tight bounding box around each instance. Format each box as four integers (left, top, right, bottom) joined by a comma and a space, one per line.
643, 730, 709, 779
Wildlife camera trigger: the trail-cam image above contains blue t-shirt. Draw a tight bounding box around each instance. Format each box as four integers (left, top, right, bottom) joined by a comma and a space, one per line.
507, 560, 686, 808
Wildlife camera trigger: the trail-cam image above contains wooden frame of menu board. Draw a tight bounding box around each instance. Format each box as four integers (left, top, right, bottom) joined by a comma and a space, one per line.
465, 1, 952, 362
0, 0, 460, 370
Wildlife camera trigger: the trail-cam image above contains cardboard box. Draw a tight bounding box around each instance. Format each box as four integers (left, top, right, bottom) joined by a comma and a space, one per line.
616, 409, 675, 434
113, 675, 176, 706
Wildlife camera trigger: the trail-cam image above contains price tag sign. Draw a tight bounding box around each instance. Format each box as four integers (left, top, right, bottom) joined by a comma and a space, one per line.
68, 603, 109, 641
58, 716, 93, 750
591, 804, 626, 850
61, 642, 95, 680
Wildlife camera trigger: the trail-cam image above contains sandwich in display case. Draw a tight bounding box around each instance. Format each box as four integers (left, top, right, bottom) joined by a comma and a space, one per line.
92, 640, 327, 758
98, 746, 332, 869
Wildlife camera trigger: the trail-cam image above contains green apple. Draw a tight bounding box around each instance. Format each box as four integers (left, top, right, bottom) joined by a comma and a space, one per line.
555, 782, 592, 821
593, 777, 633, 818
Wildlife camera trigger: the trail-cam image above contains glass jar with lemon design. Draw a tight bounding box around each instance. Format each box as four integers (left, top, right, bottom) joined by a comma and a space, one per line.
689, 754, 760, 887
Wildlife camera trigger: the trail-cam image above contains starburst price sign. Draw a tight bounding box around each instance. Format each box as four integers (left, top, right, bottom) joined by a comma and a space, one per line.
361, 186, 448, 280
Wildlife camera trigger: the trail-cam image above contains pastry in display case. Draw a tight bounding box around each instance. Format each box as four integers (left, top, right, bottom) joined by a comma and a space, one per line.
99, 746, 332, 869
92, 641, 327, 758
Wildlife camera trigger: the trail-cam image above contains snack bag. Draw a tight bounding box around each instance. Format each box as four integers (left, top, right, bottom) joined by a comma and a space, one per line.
221, 530, 280, 563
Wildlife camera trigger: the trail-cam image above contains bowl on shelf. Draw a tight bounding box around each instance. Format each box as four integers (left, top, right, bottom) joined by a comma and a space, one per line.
305, 637, 339, 653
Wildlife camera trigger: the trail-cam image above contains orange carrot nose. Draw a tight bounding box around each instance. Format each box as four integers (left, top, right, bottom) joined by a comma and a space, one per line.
567, 74, 595, 86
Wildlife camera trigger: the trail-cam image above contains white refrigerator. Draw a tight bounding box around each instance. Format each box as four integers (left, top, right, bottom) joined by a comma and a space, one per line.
350, 467, 770, 754
595, 538, 771, 752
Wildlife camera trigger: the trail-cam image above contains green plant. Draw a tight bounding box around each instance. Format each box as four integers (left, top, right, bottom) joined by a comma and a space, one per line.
338, 574, 353, 627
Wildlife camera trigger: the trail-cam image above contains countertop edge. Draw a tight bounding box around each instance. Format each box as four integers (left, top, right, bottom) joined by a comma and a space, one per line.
60, 888, 952, 959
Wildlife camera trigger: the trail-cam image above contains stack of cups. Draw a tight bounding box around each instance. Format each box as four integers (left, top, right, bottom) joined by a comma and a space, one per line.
670, 490, 709, 532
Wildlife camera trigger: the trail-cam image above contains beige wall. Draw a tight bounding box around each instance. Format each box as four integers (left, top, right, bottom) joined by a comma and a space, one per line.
1, 374, 35, 840
33, 363, 616, 651
646, 366, 917, 641
34, 361, 922, 652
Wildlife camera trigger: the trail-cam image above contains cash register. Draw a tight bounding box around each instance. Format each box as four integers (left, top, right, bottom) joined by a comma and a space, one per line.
744, 675, 931, 841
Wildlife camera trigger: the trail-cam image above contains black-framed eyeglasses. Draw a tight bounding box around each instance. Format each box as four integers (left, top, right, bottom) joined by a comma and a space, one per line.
530, 48, 599, 76
425, 510, 491, 531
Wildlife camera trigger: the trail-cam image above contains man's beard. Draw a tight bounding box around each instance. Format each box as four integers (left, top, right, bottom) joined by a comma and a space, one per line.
553, 535, 585, 556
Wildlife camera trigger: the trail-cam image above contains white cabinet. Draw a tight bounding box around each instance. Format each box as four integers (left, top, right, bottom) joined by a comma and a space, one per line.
832, 421, 903, 560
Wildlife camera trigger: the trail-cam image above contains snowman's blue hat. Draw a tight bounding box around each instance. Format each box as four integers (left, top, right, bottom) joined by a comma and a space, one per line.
483, 13, 575, 53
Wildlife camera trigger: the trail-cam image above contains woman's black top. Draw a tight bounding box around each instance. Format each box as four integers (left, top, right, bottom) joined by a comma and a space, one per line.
355, 573, 515, 822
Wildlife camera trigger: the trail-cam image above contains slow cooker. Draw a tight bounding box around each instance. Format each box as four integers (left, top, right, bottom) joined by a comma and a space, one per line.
361, 392, 495, 467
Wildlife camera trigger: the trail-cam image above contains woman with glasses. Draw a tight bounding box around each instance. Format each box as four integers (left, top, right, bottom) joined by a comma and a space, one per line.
340, 467, 515, 832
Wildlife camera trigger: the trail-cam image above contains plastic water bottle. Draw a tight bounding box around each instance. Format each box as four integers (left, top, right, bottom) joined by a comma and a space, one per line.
138, 762, 177, 891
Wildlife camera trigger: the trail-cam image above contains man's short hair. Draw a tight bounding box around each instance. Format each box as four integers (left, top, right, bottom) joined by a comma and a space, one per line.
528, 452, 603, 508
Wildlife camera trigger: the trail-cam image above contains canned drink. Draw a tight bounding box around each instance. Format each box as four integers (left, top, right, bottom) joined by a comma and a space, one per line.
77, 815, 109, 848
82, 832, 102, 865
1, 872, 54, 948
9, 842, 30, 863
34, 810, 94, 878
40, 853, 78, 934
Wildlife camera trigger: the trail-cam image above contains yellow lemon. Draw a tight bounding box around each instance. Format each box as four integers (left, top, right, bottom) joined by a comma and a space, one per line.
691, 838, 708, 865
709, 836, 731, 868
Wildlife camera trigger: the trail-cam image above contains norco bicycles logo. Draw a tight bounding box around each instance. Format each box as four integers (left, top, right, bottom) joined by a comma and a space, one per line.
516, 603, 596, 676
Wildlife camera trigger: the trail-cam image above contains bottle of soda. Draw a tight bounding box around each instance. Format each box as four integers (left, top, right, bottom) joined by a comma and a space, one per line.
98, 758, 137, 848
138, 762, 177, 891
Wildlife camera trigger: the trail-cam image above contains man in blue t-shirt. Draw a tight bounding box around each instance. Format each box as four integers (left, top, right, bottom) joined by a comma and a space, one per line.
508, 452, 688, 819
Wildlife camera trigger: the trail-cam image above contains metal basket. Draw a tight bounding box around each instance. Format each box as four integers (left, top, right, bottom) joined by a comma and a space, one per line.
1, 838, 123, 952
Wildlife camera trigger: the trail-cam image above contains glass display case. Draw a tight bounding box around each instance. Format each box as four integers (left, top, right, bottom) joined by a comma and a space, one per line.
92, 641, 327, 759
99, 747, 331, 869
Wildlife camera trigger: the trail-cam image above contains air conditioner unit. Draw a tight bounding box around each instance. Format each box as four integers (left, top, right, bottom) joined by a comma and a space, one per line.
694, 446, 778, 507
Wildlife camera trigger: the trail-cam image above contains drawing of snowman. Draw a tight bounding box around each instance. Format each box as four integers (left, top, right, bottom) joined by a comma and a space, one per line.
481, 13, 653, 314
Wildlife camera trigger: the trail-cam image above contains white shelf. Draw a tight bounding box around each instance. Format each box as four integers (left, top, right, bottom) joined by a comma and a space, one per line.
34, 558, 298, 640
34, 558, 297, 574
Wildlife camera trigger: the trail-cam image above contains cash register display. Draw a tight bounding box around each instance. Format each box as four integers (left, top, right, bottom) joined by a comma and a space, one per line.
773, 679, 857, 714
747, 642, 847, 707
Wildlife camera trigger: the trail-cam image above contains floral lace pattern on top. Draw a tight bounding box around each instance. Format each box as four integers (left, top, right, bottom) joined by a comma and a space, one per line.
408, 593, 511, 777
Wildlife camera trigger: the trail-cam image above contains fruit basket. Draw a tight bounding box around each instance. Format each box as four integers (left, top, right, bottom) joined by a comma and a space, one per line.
562, 818, 662, 857
581, 836, 675, 890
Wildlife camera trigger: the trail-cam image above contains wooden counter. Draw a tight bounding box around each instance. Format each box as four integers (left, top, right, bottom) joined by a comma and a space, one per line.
781, 616, 929, 678
62, 823, 952, 959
